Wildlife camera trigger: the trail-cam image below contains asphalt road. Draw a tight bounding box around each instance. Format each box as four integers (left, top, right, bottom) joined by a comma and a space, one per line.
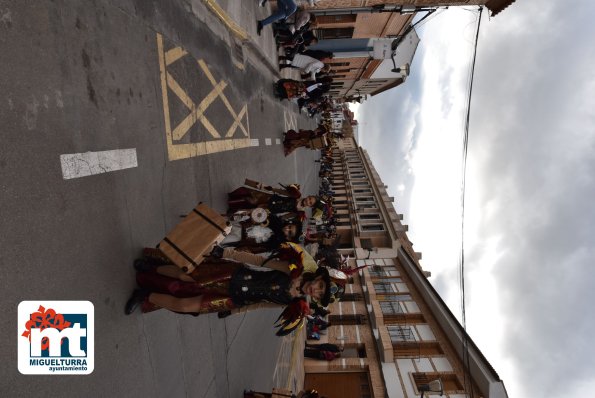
0, 1, 319, 397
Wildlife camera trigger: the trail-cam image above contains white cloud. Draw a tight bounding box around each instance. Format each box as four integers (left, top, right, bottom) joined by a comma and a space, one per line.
358, 3, 595, 397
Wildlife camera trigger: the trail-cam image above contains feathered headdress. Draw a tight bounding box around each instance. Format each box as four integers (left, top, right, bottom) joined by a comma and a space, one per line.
274, 298, 310, 336
272, 241, 318, 278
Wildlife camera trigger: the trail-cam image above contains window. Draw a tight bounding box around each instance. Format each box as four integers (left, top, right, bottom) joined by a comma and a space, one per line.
376, 277, 401, 283
370, 265, 396, 275
356, 196, 374, 202
368, 265, 383, 277
412, 373, 463, 394
359, 213, 380, 220
362, 224, 384, 231
388, 325, 415, 343
358, 203, 377, 209
373, 282, 393, 293
329, 314, 367, 325
341, 293, 363, 301
342, 344, 367, 358
352, 181, 368, 185
380, 301, 403, 314
317, 14, 357, 24
318, 27, 355, 39
354, 189, 372, 193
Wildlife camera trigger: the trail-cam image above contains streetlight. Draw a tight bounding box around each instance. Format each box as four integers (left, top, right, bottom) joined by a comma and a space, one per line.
419, 379, 444, 397
389, 7, 439, 75
391, 63, 410, 76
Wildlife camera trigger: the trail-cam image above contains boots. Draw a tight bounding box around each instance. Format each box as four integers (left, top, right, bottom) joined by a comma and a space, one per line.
124, 289, 149, 315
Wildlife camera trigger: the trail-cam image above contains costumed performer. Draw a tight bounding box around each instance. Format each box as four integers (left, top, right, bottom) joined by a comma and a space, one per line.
125, 242, 338, 336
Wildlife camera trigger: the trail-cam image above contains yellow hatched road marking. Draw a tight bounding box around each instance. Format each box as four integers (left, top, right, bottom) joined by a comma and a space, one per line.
168, 73, 227, 139
166, 73, 195, 110
165, 47, 188, 66
233, 59, 245, 70
198, 60, 248, 137
157, 34, 174, 149
225, 105, 247, 137
166, 138, 253, 161
156, 33, 251, 160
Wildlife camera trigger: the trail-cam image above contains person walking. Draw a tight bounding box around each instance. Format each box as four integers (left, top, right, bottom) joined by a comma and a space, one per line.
279, 53, 331, 80
283, 125, 328, 156
227, 183, 318, 216
305, 343, 343, 353
303, 346, 342, 361
257, 0, 298, 36
125, 243, 332, 336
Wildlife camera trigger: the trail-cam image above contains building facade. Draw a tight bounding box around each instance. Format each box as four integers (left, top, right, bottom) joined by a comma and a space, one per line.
309, 11, 415, 99
305, 0, 515, 17
303, 137, 508, 398
302, 0, 516, 99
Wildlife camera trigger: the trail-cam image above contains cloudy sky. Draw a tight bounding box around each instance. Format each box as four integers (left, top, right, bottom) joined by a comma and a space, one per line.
353, 1, 595, 397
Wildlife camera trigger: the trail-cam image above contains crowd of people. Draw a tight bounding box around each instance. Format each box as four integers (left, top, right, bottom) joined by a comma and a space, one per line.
123, 144, 361, 347
261, 1, 338, 118
123, 2, 356, 394
123, 167, 353, 331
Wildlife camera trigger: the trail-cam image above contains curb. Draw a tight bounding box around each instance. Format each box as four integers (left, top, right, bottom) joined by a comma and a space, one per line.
201, 0, 281, 79
201, 0, 248, 41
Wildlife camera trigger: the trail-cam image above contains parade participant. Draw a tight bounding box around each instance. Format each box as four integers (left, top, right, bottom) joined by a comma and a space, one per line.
305, 342, 342, 352
220, 213, 304, 254
298, 49, 333, 61
257, 0, 298, 36
283, 125, 328, 156
227, 181, 318, 218
228, 180, 301, 210
304, 345, 342, 361
279, 53, 331, 80
287, 10, 316, 34
125, 243, 332, 336
296, 84, 331, 113
273, 79, 326, 103
279, 31, 318, 59
274, 78, 307, 100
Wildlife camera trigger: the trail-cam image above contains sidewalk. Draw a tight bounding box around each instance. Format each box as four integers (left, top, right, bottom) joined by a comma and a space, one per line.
187, 0, 307, 394
188, 0, 301, 80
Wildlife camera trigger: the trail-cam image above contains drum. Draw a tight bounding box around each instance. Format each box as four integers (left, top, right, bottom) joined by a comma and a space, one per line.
251, 208, 268, 224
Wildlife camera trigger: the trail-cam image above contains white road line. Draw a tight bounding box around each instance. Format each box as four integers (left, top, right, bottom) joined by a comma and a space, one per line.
60, 149, 137, 180
275, 138, 281, 145
265, 138, 272, 145
250, 138, 259, 146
